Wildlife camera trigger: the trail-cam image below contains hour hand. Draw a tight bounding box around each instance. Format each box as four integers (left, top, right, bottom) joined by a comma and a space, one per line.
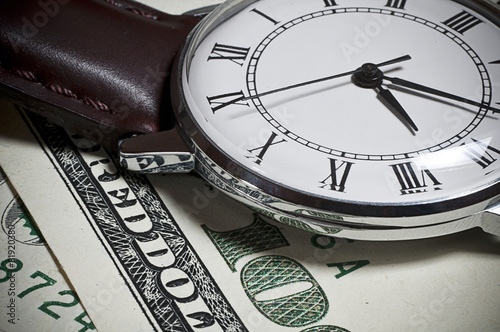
353, 63, 418, 132
376, 85, 419, 132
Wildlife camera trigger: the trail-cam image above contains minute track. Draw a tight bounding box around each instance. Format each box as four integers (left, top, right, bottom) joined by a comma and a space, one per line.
175, 0, 500, 236
242, 7, 494, 161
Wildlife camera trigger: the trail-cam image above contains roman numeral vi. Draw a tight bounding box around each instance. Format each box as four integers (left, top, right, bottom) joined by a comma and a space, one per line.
319, 159, 354, 193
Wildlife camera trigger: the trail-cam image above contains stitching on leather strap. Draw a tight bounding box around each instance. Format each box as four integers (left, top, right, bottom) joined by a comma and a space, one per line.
104, 0, 158, 20
0, 0, 160, 116
10, 67, 113, 114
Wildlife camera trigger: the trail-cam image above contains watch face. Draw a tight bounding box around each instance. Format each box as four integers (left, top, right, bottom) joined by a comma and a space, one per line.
176, 0, 500, 219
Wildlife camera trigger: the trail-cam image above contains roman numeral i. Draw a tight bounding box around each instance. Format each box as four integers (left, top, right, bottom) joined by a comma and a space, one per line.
251, 9, 280, 25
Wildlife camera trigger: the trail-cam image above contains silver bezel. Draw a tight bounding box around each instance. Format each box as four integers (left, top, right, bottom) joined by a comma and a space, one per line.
171, 0, 500, 238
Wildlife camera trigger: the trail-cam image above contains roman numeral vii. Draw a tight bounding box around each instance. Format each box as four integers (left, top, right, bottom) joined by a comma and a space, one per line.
391, 162, 442, 195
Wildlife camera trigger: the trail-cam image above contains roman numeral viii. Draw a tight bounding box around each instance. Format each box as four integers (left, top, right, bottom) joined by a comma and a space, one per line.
319, 159, 354, 193
208, 43, 250, 66
246, 132, 286, 165
391, 162, 442, 195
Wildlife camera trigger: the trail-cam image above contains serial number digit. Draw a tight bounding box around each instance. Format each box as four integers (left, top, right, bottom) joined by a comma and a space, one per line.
39, 290, 80, 319
0, 258, 23, 283
74, 311, 96, 332
17, 270, 56, 298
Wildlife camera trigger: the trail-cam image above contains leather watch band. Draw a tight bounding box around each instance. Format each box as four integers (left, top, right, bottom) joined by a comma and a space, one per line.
0, 0, 201, 147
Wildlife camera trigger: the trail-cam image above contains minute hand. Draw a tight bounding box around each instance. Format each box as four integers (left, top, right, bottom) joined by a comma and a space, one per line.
383, 75, 500, 113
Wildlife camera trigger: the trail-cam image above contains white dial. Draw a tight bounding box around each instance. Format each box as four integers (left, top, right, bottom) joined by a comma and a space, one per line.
179, 0, 500, 214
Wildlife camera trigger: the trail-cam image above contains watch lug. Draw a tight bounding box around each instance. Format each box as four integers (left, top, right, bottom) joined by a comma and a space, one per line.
481, 200, 500, 236
119, 128, 195, 174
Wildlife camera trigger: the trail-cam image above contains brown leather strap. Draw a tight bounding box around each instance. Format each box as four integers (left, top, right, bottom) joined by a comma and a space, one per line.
0, 0, 201, 148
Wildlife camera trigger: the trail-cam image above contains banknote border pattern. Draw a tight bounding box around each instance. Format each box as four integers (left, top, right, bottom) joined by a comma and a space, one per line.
21, 109, 246, 332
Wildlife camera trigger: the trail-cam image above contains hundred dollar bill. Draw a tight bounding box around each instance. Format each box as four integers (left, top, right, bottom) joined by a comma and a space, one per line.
0, 169, 95, 332
1, 100, 500, 331
1, 1, 500, 331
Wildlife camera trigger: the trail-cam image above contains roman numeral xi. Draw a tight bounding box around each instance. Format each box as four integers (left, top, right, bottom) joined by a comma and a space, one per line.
208, 43, 250, 66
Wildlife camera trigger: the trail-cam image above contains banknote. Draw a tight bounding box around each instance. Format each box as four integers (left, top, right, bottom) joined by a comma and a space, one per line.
1, 0, 500, 331
0, 169, 95, 332
1, 100, 500, 331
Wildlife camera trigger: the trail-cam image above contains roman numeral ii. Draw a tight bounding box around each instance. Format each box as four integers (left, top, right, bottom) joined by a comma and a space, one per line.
442, 11, 482, 34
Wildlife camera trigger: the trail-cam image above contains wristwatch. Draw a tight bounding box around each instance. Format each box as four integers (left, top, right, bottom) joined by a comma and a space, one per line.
1, 0, 499, 241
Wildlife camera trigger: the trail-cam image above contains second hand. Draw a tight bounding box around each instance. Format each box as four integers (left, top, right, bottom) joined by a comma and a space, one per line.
242, 55, 412, 101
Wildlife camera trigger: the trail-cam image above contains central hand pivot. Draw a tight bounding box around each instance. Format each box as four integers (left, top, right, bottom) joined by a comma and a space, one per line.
352, 61, 419, 132
352, 63, 384, 88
